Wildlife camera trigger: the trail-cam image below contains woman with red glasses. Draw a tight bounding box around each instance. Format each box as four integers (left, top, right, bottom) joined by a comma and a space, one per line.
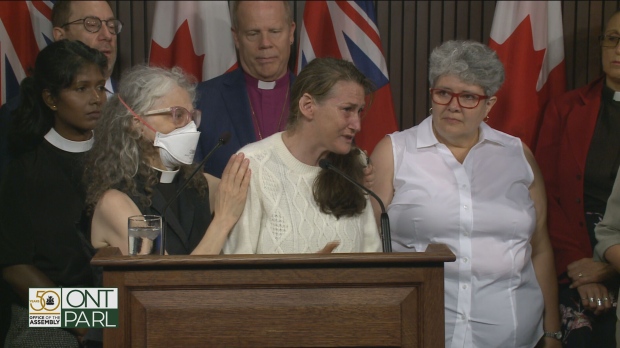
84, 65, 250, 255
370, 40, 561, 347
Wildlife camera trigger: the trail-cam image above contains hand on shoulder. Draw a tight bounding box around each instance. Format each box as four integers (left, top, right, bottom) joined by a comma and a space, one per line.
213, 153, 251, 226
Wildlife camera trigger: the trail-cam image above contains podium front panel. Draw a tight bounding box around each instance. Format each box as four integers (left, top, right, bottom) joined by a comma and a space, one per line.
93, 245, 454, 347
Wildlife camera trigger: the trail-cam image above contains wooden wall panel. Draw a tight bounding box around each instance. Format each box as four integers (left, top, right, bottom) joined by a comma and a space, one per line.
386, 1, 404, 129
589, 2, 604, 81
109, 1, 619, 131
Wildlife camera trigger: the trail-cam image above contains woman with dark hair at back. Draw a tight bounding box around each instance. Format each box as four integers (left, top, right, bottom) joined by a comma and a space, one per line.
535, 10, 620, 348
0, 39, 107, 347
223, 57, 382, 254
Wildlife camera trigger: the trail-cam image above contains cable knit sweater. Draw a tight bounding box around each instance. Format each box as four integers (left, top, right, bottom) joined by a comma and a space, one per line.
223, 132, 382, 254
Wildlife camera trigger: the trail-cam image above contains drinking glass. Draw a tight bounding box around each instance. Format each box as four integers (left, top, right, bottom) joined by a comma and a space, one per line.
127, 215, 162, 255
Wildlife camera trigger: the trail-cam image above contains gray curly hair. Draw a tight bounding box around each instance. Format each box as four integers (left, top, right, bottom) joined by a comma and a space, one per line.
428, 40, 505, 96
85, 65, 205, 210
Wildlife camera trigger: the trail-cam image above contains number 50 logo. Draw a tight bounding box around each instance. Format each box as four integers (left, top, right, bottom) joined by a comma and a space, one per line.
29, 289, 61, 313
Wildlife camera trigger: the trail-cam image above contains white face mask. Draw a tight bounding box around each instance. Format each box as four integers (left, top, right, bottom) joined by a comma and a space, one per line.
153, 121, 200, 169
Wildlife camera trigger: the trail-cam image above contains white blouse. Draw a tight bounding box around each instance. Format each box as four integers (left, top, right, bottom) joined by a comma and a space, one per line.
388, 116, 543, 348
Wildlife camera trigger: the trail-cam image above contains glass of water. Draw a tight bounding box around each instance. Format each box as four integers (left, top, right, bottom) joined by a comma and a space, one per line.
128, 215, 162, 255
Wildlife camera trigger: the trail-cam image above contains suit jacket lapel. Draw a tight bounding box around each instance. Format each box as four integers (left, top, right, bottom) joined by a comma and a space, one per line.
222, 69, 257, 145
566, 77, 603, 174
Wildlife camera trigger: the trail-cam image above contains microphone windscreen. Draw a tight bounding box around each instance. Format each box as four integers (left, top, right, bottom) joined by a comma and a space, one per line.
219, 131, 232, 145
318, 159, 331, 170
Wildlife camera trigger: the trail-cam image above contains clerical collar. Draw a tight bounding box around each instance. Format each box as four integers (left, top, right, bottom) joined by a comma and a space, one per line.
602, 83, 620, 102
243, 70, 289, 90
151, 166, 180, 183
44, 128, 94, 153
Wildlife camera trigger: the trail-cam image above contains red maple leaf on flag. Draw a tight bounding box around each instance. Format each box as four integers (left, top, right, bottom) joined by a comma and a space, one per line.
150, 20, 205, 82
488, 14, 552, 148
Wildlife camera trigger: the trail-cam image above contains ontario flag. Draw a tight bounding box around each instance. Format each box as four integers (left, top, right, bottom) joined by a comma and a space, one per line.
149, 1, 237, 83
488, 1, 565, 150
296, 1, 398, 154
0, 1, 54, 105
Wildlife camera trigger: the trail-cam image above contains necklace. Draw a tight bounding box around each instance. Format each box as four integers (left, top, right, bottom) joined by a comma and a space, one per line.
247, 79, 290, 140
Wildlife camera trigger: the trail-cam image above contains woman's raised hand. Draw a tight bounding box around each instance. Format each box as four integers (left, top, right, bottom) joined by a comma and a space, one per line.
214, 153, 251, 225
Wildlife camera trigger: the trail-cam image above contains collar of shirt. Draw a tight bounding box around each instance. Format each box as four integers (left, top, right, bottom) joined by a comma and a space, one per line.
243, 70, 289, 90
416, 116, 506, 149
602, 83, 620, 102
151, 166, 180, 183
44, 127, 94, 153
105, 78, 114, 99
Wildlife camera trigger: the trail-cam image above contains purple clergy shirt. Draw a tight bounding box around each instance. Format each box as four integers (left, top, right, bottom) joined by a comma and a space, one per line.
244, 71, 291, 140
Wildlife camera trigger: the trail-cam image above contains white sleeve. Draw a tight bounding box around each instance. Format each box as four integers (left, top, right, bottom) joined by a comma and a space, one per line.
222, 161, 263, 254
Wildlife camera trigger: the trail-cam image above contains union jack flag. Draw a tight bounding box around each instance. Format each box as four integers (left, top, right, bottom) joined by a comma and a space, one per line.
295, 1, 398, 153
0, 1, 54, 105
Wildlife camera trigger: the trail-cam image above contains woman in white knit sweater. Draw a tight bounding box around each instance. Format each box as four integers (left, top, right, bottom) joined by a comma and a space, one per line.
223, 57, 382, 254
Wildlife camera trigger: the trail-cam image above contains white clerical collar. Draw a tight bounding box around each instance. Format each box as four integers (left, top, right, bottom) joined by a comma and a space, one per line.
151, 166, 180, 183
258, 80, 276, 90
44, 128, 94, 153
614, 91, 620, 102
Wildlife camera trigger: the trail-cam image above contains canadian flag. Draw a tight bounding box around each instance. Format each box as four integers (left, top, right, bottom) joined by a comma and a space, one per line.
295, 1, 398, 154
149, 1, 237, 83
488, 1, 565, 150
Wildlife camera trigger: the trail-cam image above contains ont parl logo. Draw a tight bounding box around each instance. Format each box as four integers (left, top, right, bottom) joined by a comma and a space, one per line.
29, 288, 118, 328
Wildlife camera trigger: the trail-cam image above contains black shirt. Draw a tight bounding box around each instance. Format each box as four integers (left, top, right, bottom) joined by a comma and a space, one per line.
126, 171, 212, 255
583, 83, 620, 246
0, 139, 94, 301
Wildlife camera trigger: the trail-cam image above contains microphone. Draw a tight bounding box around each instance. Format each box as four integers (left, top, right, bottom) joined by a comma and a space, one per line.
160, 132, 231, 254
318, 159, 392, 253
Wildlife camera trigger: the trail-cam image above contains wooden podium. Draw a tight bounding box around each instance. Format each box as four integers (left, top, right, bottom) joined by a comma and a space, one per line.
91, 245, 455, 348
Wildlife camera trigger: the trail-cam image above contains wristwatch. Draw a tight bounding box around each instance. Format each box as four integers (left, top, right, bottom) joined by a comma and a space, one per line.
543, 331, 562, 340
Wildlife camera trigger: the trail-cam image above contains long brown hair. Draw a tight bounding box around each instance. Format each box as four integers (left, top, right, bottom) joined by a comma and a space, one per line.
291, 57, 374, 218
313, 148, 367, 218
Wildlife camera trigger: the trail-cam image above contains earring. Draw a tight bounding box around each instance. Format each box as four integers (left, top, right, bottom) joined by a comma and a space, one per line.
484, 115, 490, 122
428, 108, 433, 115
51, 105, 57, 110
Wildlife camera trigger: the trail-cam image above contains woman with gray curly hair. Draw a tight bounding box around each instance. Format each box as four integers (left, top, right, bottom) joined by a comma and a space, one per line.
371, 40, 561, 347
84, 65, 250, 255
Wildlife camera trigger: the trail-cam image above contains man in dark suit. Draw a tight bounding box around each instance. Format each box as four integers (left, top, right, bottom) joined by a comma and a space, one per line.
0, 0, 121, 178
195, 1, 296, 178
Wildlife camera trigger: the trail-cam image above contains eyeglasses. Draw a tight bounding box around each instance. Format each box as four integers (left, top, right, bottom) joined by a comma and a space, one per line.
600, 35, 620, 48
143, 107, 202, 128
62, 16, 123, 35
429, 88, 489, 109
